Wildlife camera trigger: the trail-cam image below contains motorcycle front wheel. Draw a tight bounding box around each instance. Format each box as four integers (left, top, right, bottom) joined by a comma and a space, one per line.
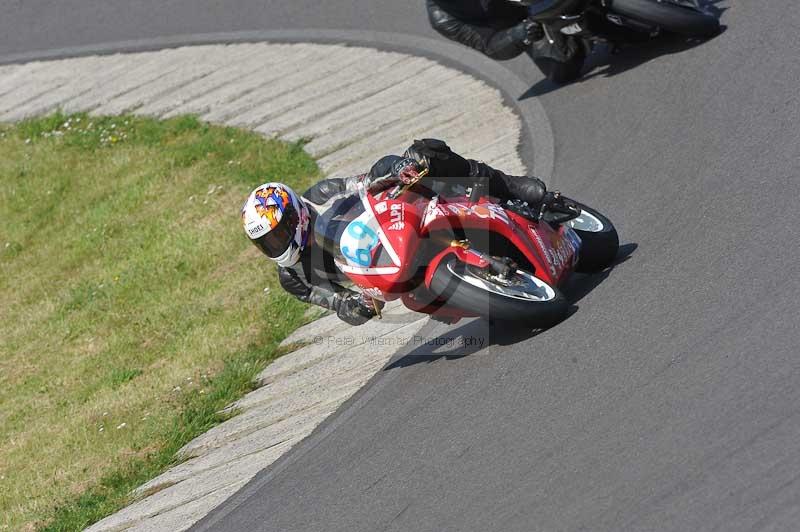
429, 257, 569, 326
611, 0, 721, 37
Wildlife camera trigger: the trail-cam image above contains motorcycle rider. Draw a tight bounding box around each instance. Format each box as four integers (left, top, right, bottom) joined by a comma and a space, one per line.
241, 139, 554, 326
426, 0, 584, 83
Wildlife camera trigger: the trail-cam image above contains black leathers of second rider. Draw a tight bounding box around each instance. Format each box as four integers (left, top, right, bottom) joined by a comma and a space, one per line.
426, 0, 532, 60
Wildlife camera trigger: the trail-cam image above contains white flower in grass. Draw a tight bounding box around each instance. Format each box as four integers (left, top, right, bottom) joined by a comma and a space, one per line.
116, 423, 126, 430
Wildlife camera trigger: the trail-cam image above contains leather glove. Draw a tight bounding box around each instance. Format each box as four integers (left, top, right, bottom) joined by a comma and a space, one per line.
512, 19, 544, 47
335, 293, 382, 326
404, 138, 453, 173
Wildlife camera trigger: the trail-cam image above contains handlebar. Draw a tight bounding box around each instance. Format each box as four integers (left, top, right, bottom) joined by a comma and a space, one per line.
386, 167, 429, 200
381, 168, 496, 207
468, 181, 485, 203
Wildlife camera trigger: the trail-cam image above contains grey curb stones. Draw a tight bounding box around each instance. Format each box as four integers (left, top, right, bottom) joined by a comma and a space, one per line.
0, 42, 526, 177
0, 42, 526, 531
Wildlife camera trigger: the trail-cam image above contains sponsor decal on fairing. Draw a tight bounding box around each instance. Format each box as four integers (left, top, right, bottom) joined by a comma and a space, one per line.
529, 225, 580, 276
422, 201, 512, 227
387, 203, 405, 231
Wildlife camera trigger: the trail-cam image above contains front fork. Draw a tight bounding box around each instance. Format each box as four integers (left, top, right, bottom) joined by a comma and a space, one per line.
423, 239, 516, 291
409, 240, 512, 322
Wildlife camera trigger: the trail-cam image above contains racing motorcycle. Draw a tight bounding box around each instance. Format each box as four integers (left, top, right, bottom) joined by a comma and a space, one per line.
525, 0, 721, 83
316, 171, 619, 327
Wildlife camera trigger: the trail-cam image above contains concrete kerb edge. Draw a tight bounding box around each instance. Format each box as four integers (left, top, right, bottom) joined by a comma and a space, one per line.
0, 29, 555, 179
190, 317, 443, 532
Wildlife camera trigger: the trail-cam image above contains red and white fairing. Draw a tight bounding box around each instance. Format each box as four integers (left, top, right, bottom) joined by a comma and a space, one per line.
334, 181, 581, 315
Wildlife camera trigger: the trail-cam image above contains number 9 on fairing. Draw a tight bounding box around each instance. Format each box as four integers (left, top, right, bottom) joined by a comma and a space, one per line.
341, 220, 379, 267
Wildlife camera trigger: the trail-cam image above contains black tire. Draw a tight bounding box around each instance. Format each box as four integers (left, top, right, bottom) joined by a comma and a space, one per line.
564, 200, 620, 273
546, 55, 585, 84
533, 39, 586, 84
611, 0, 720, 37
429, 257, 569, 326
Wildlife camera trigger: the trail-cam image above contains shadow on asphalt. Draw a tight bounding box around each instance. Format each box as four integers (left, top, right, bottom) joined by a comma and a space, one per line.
520, 5, 728, 99
385, 242, 638, 369
562, 241, 638, 304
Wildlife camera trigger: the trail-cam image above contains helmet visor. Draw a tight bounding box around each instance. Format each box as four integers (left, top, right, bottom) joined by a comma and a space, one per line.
252, 202, 300, 258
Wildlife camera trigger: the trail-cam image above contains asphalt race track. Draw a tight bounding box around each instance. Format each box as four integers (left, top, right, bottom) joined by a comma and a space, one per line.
5, 1, 800, 530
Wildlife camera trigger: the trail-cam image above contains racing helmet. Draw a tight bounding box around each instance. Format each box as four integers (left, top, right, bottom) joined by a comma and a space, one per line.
242, 183, 310, 267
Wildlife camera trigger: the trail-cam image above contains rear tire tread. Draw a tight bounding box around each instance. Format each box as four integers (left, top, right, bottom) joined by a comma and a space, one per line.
565, 200, 620, 273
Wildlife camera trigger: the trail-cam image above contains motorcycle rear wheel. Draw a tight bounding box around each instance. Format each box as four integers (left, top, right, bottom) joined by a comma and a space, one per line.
429, 257, 569, 326
530, 36, 586, 84
536, 54, 585, 84
611, 0, 720, 37
563, 200, 619, 273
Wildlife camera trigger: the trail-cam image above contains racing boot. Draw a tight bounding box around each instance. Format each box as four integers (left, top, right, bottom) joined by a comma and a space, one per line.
468, 160, 548, 209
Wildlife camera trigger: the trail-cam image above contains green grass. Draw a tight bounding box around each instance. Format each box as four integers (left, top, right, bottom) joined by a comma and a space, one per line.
0, 112, 321, 531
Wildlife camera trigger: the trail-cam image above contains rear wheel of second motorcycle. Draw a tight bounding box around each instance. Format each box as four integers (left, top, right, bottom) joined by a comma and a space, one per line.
429, 258, 569, 327
533, 41, 586, 84
611, 0, 720, 37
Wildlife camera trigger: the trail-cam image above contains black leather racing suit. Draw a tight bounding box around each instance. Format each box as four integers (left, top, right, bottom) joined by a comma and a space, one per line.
278, 139, 548, 324
426, 0, 531, 60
